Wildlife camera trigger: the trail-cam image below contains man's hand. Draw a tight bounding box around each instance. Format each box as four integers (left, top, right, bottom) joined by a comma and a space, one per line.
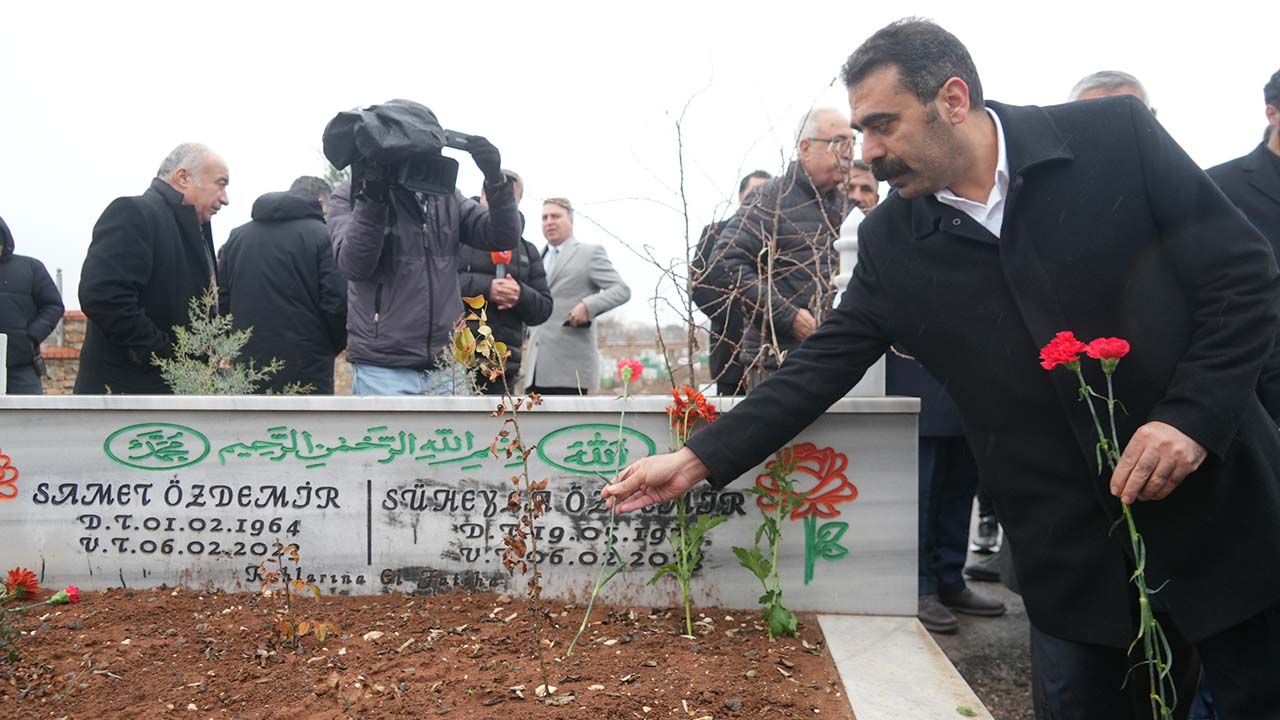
489, 277, 521, 310
1110, 421, 1207, 504
791, 309, 817, 340
602, 447, 710, 514
467, 136, 504, 185
567, 302, 591, 326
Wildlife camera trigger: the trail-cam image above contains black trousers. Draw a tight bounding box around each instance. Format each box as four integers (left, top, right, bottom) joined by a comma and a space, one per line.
5, 365, 43, 394
1031, 599, 1280, 719
918, 436, 980, 596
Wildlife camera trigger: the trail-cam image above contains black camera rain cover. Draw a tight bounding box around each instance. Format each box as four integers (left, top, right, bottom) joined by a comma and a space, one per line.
322, 99, 448, 170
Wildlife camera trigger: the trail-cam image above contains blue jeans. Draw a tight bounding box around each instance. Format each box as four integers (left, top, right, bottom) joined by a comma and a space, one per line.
352, 364, 474, 396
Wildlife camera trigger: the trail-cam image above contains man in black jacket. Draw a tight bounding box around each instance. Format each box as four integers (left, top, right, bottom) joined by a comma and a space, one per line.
0, 215, 63, 394
457, 171, 552, 393
218, 177, 347, 394
606, 20, 1280, 718
712, 110, 852, 389
76, 143, 228, 394
1208, 69, 1280, 260
690, 170, 770, 396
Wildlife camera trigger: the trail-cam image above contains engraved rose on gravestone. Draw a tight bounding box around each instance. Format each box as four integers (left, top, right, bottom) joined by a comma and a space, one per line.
0, 449, 18, 500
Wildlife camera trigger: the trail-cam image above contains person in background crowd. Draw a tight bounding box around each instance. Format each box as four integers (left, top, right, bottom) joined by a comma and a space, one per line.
0, 214, 63, 394
525, 197, 630, 395
1069, 69, 1153, 111
713, 108, 852, 389
844, 160, 880, 213
76, 142, 228, 394
329, 122, 519, 396
691, 169, 771, 396
457, 170, 552, 393
218, 176, 347, 394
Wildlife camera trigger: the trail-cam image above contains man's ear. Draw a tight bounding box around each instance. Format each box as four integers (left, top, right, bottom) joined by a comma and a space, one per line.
1267, 104, 1279, 128
937, 77, 972, 125
171, 167, 192, 189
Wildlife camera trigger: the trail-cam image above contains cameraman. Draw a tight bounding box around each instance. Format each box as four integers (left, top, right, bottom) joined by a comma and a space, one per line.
329, 133, 520, 395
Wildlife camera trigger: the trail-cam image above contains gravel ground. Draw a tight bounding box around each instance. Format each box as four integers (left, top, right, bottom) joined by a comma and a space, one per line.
931, 525, 1034, 720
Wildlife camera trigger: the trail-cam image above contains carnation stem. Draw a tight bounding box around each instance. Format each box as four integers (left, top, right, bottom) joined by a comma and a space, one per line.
1074, 367, 1175, 720
567, 383, 632, 656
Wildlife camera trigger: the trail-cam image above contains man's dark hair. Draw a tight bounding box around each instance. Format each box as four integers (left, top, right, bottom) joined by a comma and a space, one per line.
840, 18, 984, 108
738, 170, 772, 196
1265, 69, 1280, 109
289, 176, 333, 201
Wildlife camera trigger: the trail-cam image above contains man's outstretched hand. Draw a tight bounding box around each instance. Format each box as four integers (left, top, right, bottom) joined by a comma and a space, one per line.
602, 447, 710, 513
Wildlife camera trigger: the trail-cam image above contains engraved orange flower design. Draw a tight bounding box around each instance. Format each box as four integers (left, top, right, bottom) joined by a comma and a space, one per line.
0, 449, 18, 501
754, 442, 857, 520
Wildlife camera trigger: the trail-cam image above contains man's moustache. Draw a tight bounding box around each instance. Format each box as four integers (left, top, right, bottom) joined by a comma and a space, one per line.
871, 158, 910, 181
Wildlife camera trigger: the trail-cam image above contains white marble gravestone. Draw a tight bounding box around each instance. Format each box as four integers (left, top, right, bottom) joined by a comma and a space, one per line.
0, 395, 917, 615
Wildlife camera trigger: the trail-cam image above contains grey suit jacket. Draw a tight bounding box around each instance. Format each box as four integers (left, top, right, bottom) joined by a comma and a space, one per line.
525, 237, 630, 390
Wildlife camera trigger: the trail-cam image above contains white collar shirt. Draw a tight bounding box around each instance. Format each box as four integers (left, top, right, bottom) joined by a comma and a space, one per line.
934, 107, 1009, 238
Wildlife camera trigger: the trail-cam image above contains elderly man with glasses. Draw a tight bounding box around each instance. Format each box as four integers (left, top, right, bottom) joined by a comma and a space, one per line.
711, 108, 854, 388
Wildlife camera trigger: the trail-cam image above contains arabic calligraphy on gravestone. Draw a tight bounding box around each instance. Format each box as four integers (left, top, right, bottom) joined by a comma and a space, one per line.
52, 421, 746, 596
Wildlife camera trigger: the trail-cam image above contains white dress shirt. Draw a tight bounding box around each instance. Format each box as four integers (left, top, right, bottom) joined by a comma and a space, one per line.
934, 108, 1009, 238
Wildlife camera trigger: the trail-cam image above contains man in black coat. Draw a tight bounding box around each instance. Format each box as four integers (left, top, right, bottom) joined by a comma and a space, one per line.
1208, 69, 1280, 263
605, 20, 1280, 718
457, 171, 553, 393
217, 177, 347, 394
713, 110, 852, 389
0, 215, 64, 394
690, 170, 770, 396
75, 143, 229, 394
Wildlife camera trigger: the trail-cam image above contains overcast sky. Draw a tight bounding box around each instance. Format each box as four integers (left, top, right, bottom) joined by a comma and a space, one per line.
1, 0, 1271, 323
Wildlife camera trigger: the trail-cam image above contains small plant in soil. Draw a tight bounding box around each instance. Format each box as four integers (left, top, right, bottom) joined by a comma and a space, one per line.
452, 295, 552, 691
649, 385, 725, 636
153, 286, 314, 395
257, 542, 335, 654
734, 446, 804, 639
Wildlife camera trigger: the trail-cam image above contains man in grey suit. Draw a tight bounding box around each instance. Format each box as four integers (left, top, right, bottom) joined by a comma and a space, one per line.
525, 197, 630, 395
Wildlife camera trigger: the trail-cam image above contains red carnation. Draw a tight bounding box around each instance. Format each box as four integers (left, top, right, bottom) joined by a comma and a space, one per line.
1039, 331, 1089, 371
616, 358, 644, 384
1087, 337, 1130, 360
48, 586, 79, 605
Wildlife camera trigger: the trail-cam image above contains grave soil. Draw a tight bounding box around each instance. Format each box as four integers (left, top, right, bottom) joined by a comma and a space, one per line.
1, 588, 854, 720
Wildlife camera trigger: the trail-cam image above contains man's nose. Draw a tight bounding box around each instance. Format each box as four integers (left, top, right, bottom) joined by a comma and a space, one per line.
861, 136, 885, 163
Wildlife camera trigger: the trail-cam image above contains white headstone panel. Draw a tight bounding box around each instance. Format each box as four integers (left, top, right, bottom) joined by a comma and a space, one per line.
0, 395, 917, 614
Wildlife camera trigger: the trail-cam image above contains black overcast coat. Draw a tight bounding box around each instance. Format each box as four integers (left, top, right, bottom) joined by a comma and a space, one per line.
0, 216, 63, 370
686, 97, 1280, 648
1207, 143, 1280, 420
218, 192, 347, 394
712, 162, 845, 373
76, 179, 216, 394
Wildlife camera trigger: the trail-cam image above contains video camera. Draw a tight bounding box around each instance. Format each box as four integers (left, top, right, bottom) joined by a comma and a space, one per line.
322, 100, 476, 196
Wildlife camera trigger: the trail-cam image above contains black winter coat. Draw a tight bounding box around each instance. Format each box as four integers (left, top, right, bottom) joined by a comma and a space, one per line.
76, 179, 216, 394
712, 162, 844, 372
0, 216, 63, 369
1207, 143, 1280, 419
691, 219, 747, 394
687, 97, 1280, 648
457, 236, 552, 388
1207, 142, 1280, 253
218, 192, 347, 394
